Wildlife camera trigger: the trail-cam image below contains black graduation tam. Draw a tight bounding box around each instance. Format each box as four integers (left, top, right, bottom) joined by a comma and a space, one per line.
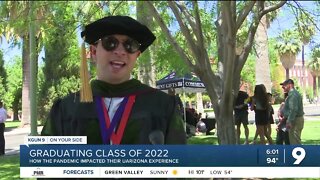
81, 15, 156, 53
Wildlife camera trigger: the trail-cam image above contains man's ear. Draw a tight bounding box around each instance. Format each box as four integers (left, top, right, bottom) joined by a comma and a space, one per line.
90, 45, 97, 62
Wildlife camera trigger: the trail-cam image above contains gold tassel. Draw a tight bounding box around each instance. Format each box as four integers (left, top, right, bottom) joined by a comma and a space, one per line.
80, 39, 93, 102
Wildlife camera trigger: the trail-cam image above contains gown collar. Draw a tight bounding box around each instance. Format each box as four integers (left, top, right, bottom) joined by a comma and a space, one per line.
91, 79, 153, 97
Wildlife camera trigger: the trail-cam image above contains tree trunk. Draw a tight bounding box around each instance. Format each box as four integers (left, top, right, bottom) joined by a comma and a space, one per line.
12, 105, 19, 121
286, 68, 290, 79
301, 45, 306, 88
196, 92, 204, 114
255, 15, 272, 92
301, 45, 309, 103
313, 75, 317, 97
21, 34, 31, 127
29, 0, 38, 135
215, 104, 236, 144
12, 89, 21, 121
214, 6, 237, 144
136, 1, 156, 87
317, 76, 320, 98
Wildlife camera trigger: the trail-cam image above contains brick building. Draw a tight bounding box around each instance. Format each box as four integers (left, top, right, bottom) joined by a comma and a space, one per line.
288, 59, 314, 89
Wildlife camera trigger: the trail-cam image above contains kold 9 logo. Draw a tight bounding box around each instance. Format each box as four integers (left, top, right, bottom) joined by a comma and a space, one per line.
32, 168, 44, 176
292, 147, 306, 165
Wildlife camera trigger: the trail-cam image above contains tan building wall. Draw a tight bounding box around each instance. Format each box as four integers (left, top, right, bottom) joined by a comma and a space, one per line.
282, 59, 314, 89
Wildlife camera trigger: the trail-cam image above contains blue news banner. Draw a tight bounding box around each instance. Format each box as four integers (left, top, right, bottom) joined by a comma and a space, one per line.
20, 145, 320, 167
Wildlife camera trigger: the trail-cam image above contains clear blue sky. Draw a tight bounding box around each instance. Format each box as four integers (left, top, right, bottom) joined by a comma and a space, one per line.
0, 38, 20, 62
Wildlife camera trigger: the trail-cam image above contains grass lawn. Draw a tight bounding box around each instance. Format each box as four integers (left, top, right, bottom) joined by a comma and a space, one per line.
188, 120, 320, 145
1, 120, 319, 180
0, 155, 34, 180
5, 121, 21, 128
5, 121, 43, 129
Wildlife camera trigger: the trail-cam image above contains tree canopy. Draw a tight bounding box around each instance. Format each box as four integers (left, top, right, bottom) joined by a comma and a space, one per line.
0, 1, 319, 143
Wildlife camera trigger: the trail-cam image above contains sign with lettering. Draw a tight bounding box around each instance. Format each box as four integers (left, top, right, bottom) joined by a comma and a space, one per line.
156, 72, 206, 93
20, 145, 320, 178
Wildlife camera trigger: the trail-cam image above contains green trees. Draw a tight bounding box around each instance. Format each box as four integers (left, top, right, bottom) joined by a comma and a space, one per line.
4, 57, 22, 120
136, 1, 156, 86
0, 1, 31, 126
268, 38, 285, 102
0, 1, 46, 126
146, 1, 285, 144
38, 3, 80, 120
1, 1, 319, 143
294, 12, 315, 89
307, 45, 320, 98
0, 50, 7, 104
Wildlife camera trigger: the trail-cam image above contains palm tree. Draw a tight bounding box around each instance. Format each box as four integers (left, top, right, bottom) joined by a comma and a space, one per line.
307, 46, 320, 98
0, 2, 32, 126
254, 2, 280, 93
0, 2, 46, 127
275, 30, 301, 79
294, 12, 315, 91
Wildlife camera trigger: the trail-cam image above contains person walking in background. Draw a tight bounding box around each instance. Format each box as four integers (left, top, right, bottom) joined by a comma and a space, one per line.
276, 93, 290, 145
280, 79, 304, 144
234, 91, 250, 144
0, 101, 8, 155
41, 15, 186, 145
250, 84, 273, 145
266, 93, 275, 139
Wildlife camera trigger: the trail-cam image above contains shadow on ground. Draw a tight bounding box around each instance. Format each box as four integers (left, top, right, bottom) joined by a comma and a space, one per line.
4, 148, 20, 156
4, 127, 16, 133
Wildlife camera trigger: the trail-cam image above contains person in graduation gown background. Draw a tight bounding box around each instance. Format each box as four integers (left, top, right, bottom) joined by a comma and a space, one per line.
41, 15, 187, 145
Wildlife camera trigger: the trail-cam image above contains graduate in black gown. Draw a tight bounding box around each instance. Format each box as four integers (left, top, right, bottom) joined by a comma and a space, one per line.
41, 15, 187, 146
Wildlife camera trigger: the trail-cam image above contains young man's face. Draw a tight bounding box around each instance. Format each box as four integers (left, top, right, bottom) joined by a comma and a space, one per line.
90, 34, 141, 84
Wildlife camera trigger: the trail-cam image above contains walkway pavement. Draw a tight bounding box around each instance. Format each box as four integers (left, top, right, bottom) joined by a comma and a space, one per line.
4, 126, 43, 136
4, 126, 43, 156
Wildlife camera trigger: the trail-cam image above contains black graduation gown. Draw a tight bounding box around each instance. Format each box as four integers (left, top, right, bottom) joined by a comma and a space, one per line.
42, 79, 186, 144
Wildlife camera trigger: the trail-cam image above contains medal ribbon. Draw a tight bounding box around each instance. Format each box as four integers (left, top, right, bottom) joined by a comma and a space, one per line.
95, 95, 136, 144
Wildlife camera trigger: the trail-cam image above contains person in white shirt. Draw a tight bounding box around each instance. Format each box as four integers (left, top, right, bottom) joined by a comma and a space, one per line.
0, 101, 7, 155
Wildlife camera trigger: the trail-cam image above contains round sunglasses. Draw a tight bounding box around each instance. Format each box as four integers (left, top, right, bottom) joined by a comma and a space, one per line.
96, 36, 141, 54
